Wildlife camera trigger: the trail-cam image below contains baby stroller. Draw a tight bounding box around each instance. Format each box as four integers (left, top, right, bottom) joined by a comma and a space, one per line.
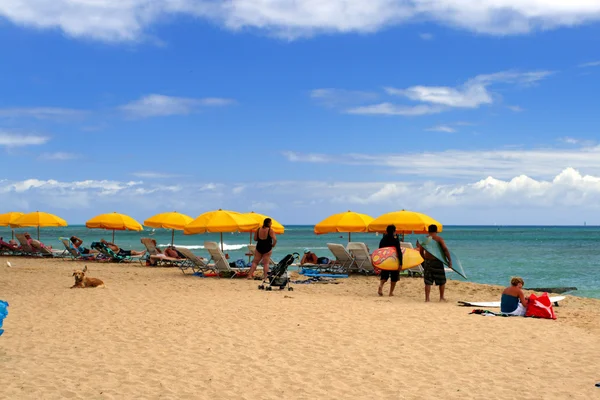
258, 252, 299, 291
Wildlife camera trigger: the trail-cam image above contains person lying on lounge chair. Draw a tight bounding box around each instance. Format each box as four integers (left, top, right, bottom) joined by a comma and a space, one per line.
70, 236, 99, 255
24, 232, 52, 251
301, 248, 318, 265
148, 245, 183, 266
0, 237, 20, 251
100, 239, 146, 258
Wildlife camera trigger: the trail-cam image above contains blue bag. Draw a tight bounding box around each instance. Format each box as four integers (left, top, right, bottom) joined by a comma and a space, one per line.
0, 300, 8, 337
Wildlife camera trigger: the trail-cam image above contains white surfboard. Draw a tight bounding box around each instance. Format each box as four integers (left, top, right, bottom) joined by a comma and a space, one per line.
457, 296, 566, 307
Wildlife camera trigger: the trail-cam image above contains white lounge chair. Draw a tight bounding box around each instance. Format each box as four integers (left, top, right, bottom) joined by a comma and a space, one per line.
326, 243, 357, 273
347, 242, 374, 274
204, 241, 250, 278
400, 241, 424, 276
174, 247, 211, 275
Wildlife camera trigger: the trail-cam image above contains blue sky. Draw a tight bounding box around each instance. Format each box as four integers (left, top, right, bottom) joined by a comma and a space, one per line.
1, 1, 600, 225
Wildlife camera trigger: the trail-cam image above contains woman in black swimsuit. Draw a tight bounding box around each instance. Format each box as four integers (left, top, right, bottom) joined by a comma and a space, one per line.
247, 218, 277, 280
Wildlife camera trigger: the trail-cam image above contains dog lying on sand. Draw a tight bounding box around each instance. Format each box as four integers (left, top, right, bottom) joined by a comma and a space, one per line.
71, 266, 104, 288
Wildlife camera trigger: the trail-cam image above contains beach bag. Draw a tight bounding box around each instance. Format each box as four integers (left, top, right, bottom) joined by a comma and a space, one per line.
525, 293, 556, 320
0, 300, 8, 337
317, 257, 330, 265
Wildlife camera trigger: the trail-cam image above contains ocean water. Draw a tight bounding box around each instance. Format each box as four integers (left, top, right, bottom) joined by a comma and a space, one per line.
2, 225, 599, 299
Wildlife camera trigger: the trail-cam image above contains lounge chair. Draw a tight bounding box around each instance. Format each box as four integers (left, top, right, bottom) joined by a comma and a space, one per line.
204, 241, 250, 278
15, 233, 38, 256
326, 243, 357, 273
0, 238, 22, 256
347, 242, 374, 274
90, 242, 143, 263
60, 238, 98, 261
174, 247, 212, 275
400, 241, 424, 276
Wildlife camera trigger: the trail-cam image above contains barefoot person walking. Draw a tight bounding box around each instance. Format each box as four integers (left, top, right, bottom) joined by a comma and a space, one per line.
377, 225, 403, 297
418, 224, 451, 302
247, 218, 277, 280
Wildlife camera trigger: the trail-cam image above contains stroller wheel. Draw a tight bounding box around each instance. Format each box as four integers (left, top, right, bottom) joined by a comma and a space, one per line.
266, 286, 272, 291
288, 287, 294, 291
258, 285, 264, 290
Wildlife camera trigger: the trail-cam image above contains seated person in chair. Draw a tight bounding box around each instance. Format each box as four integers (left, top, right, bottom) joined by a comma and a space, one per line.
0, 237, 20, 251
101, 239, 146, 258
70, 236, 98, 255
24, 232, 52, 251
301, 248, 318, 265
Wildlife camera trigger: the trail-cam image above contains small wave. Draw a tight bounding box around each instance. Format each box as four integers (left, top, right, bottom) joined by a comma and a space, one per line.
161, 243, 247, 251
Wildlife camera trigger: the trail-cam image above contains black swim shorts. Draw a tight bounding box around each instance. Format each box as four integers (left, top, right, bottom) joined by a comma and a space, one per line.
380, 269, 400, 282
423, 259, 446, 286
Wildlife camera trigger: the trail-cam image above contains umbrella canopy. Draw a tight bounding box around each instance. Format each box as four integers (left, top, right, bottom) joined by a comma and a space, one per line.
368, 210, 442, 234
86, 212, 143, 242
0, 212, 24, 226
0, 212, 24, 239
10, 211, 68, 240
144, 211, 194, 246
241, 212, 285, 234
314, 210, 374, 241
184, 209, 259, 251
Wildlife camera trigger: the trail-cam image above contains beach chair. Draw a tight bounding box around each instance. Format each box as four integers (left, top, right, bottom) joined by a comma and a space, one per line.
204, 241, 250, 278
400, 242, 424, 277
140, 238, 188, 268
90, 242, 143, 263
347, 242, 374, 274
59, 238, 98, 261
327, 243, 357, 273
15, 233, 38, 256
174, 247, 212, 275
29, 239, 64, 258
0, 238, 22, 256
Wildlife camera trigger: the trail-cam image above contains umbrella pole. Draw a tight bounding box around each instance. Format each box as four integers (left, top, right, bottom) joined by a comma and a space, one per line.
112, 230, 115, 243
11, 229, 14, 240
37, 226, 40, 241
248, 232, 252, 263
171, 229, 175, 247
348, 232, 351, 242
220, 232, 224, 252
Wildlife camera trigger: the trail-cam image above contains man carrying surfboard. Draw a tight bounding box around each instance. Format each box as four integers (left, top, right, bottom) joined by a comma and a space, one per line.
377, 225, 403, 297
418, 224, 451, 302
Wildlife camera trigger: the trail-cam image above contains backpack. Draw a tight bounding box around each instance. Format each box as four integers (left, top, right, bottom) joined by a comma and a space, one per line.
525, 293, 557, 319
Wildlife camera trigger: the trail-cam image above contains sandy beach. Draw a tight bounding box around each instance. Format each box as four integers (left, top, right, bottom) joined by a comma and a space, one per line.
1, 257, 599, 399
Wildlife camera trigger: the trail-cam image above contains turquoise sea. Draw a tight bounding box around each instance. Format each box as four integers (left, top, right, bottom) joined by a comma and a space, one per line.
2, 225, 599, 299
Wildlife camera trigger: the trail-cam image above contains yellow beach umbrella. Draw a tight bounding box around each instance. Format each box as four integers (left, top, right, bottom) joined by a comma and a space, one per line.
184, 209, 259, 251
368, 209, 442, 234
0, 212, 24, 239
242, 212, 285, 234
86, 211, 143, 242
144, 211, 194, 246
314, 210, 374, 242
10, 211, 68, 240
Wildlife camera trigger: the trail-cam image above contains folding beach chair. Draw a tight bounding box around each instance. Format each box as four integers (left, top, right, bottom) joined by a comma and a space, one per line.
327, 243, 357, 273
60, 238, 98, 261
140, 238, 189, 268
204, 241, 250, 278
347, 242, 374, 274
15, 233, 38, 256
174, 247, 212, 275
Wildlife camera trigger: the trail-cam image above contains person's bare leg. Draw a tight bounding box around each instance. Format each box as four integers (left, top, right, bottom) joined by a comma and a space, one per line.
439, 284, 446, 302
378, 280, 385, 296
425, 284, 432, 302
389, 281, 397, 296
247, 251, 263, 279
262, 251, 272, 280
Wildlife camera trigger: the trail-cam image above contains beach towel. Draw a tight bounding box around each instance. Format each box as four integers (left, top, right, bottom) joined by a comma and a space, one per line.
525, 293, 557, 320
0, 300, 8, 336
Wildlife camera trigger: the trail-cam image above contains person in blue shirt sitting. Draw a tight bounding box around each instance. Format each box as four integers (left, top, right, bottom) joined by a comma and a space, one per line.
501, 277, 529, 316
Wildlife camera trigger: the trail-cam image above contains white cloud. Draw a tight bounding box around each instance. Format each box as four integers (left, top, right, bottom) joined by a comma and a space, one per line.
346, 103, 444, 116
38, 152, 79, 161
2, 170, 600, 225
419, 33, 434, 40
579, 61, 600, 68
0, 132, 49, 147
320, 70, 552, 116
426, 125, 456, 133
0, 107, 86, 120
507, 105, 524, 112
2, 1, 600, 43
283, 144, 600, 180
119, 94, 235, 118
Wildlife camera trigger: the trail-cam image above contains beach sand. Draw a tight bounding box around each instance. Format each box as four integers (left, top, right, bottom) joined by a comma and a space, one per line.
1, 257, 599, 399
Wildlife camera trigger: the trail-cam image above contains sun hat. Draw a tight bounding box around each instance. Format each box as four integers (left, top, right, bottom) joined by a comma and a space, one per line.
304, 248, 310, 254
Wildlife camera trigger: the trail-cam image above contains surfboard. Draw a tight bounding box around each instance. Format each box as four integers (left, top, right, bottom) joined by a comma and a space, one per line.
417, 237, 467, 279
371, 246, 424, 271
457, 296, 565, 307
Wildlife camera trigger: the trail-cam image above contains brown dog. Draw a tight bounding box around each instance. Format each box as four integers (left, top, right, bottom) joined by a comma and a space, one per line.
71, 266, 104, 288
